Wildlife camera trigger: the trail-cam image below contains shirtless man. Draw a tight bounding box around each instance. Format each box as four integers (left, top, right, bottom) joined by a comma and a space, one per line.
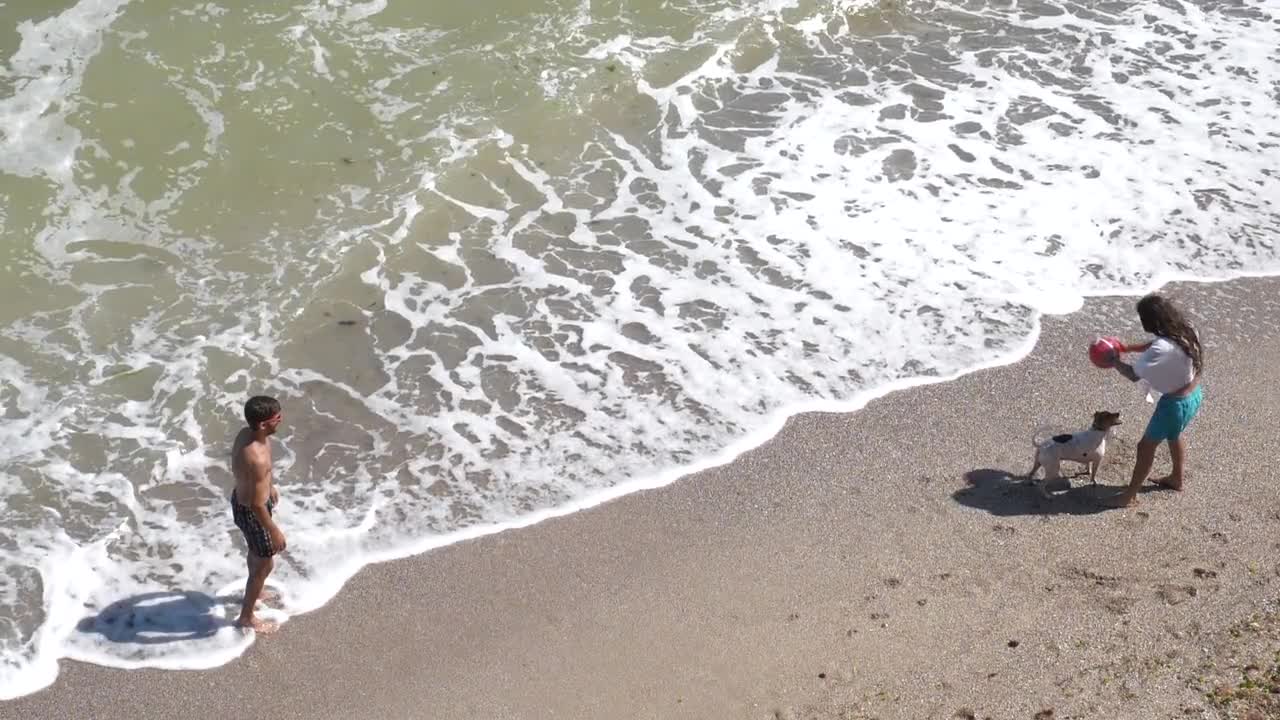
230, 395, 287, 633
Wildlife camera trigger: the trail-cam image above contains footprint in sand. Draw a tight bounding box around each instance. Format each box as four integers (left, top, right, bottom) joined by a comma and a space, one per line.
1103, 596, 1137, 615
1155, 584, 1199, 606
1120, 510, 1150, 526
1063, 565, 1123, 589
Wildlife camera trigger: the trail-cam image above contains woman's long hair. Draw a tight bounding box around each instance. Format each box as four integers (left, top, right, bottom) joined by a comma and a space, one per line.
1137, 294, 1203, 375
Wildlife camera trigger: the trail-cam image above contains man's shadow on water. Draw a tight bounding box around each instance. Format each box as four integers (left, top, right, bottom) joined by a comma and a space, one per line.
77, 591, 240, 645
953, 468, 1125, 516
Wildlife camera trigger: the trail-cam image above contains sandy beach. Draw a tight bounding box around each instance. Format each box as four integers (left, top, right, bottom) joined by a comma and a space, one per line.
7, 276, 1280, 720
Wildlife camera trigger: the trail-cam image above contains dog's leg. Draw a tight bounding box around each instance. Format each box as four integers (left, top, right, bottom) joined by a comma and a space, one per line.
1089, 457, 1101, 485
1038, 458, 1060, 498
1026, 456, 1041, 484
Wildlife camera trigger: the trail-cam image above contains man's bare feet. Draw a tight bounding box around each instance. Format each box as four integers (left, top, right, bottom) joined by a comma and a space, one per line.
236, 616, 279, 634
1103, 493, 1139, 508
1149, 475, 1184, 491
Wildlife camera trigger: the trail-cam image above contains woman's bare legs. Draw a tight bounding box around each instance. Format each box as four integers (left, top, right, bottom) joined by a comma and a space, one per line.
1106, 436, 1159, 507
1152, 436, 1186, 490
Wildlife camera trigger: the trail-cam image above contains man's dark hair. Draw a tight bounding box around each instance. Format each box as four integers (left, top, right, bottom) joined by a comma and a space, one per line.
244, 395, 281, 427
1136, 294, 1203, 374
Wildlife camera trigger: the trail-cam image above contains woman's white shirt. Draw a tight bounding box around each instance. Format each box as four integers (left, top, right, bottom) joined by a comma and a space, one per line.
1134, 337, 1195, 400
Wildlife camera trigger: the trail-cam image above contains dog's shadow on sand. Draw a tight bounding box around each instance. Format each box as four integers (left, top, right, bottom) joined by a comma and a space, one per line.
953, 468, 1117, 516
76, 590, 239, 645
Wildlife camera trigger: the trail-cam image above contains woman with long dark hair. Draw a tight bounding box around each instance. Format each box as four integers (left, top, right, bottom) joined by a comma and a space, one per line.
1106, 294, 1204, 507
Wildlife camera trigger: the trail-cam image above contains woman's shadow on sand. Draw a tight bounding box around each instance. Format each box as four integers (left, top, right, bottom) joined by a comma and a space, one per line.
953, 468, 1119, 516
77, 591, 240, 645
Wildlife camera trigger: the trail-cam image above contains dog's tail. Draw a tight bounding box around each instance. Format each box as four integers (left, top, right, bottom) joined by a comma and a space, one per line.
1030, 424, 1059, 448
1026, 424, 1056, 482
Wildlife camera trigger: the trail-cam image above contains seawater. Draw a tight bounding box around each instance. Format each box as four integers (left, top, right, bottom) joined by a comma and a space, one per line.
1, 0, 1278, 699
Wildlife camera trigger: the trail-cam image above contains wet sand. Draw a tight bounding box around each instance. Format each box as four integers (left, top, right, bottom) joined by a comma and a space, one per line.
7, 276, 1280, 720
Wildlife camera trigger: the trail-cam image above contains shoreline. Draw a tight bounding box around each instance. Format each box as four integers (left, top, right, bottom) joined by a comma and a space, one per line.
7, 274, 1280, 719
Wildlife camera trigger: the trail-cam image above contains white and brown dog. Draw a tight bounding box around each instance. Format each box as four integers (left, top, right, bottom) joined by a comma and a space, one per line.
1026, 411, 1122, 494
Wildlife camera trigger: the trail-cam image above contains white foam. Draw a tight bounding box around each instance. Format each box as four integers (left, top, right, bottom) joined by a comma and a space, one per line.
343, 0, 389, 24
0, 0, 131, 183
2, 0, 1280, 701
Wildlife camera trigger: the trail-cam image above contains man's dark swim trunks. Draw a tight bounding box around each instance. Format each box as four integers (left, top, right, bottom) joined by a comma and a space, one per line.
231, 490, 278, 558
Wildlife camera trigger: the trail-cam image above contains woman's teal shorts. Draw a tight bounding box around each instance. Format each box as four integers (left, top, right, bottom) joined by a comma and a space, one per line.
1144, 384, 1203, 442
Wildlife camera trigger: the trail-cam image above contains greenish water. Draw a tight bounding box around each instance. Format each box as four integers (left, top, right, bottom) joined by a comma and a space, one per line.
1, 0, 1278, 699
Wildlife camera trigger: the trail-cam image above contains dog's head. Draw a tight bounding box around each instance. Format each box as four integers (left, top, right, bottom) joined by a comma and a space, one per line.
1091, 410, 1122, 431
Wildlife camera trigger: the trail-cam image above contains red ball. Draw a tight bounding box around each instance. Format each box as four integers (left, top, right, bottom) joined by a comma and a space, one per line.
1089, 337, 1124, 368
